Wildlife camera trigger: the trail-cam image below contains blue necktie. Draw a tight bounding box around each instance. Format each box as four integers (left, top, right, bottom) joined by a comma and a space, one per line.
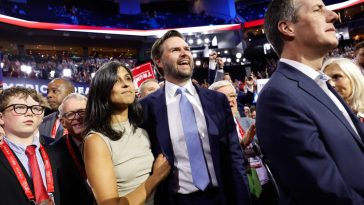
176, 87, 210, 191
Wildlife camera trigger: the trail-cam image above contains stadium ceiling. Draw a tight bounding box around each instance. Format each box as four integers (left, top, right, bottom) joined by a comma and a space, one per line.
0, 0, 362, 37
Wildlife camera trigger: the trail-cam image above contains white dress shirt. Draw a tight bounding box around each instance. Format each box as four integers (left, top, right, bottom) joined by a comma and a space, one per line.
165, 79, 217, 194
280, 58, 359, 137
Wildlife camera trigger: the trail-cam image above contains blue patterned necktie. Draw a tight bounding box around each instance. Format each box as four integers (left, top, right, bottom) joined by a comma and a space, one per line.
176, 87, 210, 191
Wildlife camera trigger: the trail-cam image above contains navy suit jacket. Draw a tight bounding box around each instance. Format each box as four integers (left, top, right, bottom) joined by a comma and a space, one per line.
0, 143, 73, 205
51, 136, 95, 205
140, 84, 251, 205
39, 112, 64, 142
256, 62, 364, 205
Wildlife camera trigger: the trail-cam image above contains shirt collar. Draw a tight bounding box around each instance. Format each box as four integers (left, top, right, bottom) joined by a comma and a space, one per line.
4, 131, 41, 155
165, 79, 196, 97
280, 58, 320, 81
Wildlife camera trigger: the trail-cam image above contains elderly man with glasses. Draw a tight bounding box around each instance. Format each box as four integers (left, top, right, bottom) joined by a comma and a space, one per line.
51, 93, 95, 205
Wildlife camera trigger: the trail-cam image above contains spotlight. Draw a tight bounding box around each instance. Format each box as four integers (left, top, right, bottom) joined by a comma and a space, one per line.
236, 53, 242, 59
63, 68, 72, 77
50, 70, 55, 78
196, 60, 201, 66
20, 65, 32, 74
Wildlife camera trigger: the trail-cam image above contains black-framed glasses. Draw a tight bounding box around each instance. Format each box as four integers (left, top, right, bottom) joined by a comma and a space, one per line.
62, 109, 86, 120
2, 104, 45, 115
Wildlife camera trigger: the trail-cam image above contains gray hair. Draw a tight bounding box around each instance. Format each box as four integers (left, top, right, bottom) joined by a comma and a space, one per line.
208, 80, 236, 94
58, 93, 87, 118
264, 0, 299, 56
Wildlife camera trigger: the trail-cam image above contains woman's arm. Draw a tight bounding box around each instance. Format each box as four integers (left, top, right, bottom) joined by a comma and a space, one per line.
83, 133, 170, 205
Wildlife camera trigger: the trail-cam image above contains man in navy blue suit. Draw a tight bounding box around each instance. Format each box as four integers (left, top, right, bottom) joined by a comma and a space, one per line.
256, 0, 364, 204
140, 30, 251, 205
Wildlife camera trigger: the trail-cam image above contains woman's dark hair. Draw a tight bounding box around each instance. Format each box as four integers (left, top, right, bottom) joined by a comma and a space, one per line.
84, 61, 143, 141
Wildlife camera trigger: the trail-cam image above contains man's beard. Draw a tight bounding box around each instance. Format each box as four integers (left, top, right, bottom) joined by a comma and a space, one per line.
164, 62, 194, 80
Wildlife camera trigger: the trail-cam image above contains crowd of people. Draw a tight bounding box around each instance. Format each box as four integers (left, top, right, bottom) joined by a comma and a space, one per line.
0, 1, 227, 30
1, 55, 137, 83
0, 0, 364, 205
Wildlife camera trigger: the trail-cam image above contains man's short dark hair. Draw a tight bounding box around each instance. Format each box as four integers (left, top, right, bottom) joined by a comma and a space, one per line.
264, 0, 299, 56
150, 30, 185, 75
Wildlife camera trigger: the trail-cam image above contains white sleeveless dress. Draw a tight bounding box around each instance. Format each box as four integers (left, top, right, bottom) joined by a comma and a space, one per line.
87, 120, 155, 205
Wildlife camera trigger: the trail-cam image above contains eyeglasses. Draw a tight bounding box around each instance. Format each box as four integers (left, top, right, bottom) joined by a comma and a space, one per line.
62, 109, 86, 120
2, 104, 45, 115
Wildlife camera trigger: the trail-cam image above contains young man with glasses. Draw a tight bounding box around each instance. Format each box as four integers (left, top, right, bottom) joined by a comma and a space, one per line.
51, 93, 95, 205
0, 86, 72, 204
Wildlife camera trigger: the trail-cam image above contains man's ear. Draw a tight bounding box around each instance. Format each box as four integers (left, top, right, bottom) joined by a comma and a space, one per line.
153, 59, 164, 76
278, 20, 295, 38
155, 58, 163, 69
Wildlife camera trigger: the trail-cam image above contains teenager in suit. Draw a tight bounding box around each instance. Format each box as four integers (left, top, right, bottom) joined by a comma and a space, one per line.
0, 87, 69, 204
39, 78, 75, 142
140, 30, 251, 205
51, 93, 95, 205
256, 0, 364, 204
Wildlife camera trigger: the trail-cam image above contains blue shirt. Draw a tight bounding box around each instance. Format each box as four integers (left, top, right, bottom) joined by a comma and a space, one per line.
4, 134, 47, 188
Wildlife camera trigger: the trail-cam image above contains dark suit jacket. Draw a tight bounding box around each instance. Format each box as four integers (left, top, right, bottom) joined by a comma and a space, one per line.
0, 143, 73, 205
39, 112, 64, 142
256, 62, 364, 205
140, 84, 251, 205
51, 136, 95, 205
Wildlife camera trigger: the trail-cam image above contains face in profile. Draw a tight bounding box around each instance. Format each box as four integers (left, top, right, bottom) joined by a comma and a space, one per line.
216, 85, 238, 114
47, 80, 72, 110
110, 67, 136, 109
291, 0, 339, 52
324, 64, 352, 100
157, 37, 194, 81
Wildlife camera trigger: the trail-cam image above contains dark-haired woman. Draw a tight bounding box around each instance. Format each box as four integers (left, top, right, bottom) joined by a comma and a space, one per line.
83, 61, 170, 205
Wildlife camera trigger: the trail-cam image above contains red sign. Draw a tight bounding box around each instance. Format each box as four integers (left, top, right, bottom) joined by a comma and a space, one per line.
131, 62, 155, 88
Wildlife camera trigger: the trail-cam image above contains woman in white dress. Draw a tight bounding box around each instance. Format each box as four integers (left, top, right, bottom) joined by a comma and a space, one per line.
83, 61, 170, 205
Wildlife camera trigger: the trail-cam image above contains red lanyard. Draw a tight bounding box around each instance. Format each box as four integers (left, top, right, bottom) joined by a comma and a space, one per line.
66, 135, 87, 180
51, 118, 59, 139
0, 141, 54, 200
52, 119, 68, 138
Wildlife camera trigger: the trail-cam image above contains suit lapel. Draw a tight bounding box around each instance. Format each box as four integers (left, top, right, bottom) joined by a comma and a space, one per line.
195, 86, 219, 137
69, 136, 84, 167
0, 147, 35, 193
0, 149, 17, 178
152, 88, 174, 164
279, 62, 364, 147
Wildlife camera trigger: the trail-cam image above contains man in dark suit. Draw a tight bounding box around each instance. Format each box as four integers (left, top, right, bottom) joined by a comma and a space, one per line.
51, 93, 95, 205
0, 87, 73, 205
140, 30, 251, 205
256, 0, 364, 204
39, 78, 75, 142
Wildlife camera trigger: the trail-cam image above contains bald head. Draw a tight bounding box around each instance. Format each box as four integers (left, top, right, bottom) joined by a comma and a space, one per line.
47, 78, 75, 111
139, 79, 160, 98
